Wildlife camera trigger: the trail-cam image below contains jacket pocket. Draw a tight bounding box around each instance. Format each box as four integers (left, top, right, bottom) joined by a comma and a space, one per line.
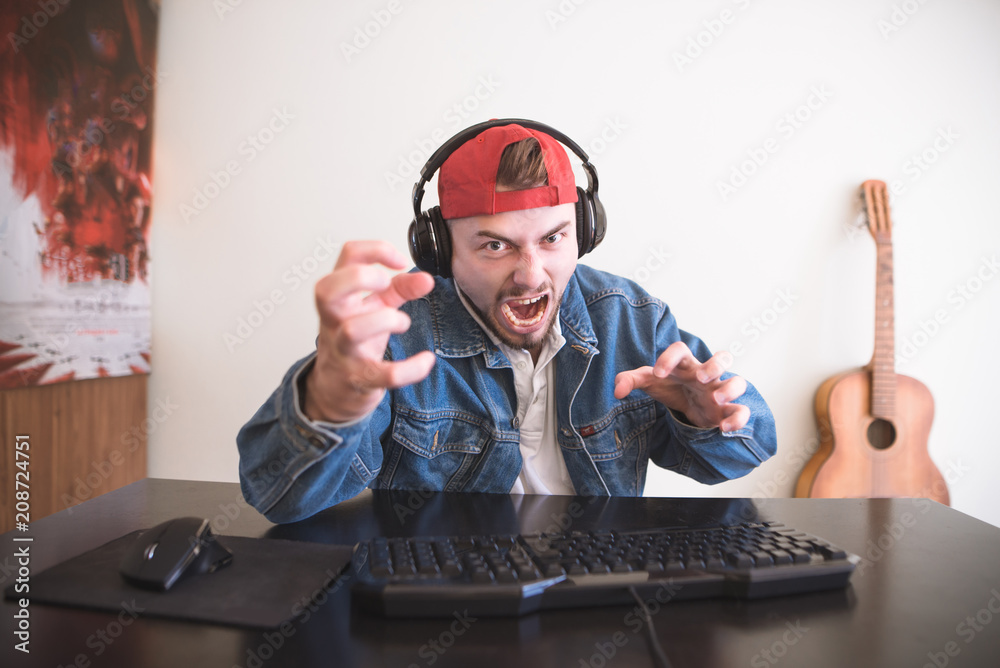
385, 408, 494, 491
391, 408, 492, 457
570, 400, 656, 462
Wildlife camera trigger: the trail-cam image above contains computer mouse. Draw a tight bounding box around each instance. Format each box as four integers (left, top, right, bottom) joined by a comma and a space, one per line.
119, 517, 233, 591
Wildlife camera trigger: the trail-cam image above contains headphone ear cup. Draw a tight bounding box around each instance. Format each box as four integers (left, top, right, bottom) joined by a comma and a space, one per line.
408, 211, 434, 275
575, 186, 594, 258
589, 187, 606, 251
428, 207, 452, 279
408, 207, 451, 277
407, 207, 453, 277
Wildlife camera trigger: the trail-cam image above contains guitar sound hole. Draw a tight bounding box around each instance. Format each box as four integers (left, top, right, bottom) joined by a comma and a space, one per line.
867, 419, 897, 450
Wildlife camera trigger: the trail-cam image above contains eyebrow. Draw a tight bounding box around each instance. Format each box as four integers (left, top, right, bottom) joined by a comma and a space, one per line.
473, 221, 572, 247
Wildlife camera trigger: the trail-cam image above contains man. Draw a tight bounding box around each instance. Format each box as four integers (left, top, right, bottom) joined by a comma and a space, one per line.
237, 120, 776, 523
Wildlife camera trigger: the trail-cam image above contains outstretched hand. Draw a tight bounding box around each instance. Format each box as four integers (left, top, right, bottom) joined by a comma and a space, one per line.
613, 341, 749, 433
304, 240, 436, 424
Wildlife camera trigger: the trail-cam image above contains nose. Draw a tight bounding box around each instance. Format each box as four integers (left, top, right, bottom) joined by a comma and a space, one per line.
512, 247, 544, 289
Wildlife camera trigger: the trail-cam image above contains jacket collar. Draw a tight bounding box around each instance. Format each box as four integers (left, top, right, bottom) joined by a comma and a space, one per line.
428, 277, 506, 367
556, 268, 599, 352
429, 267, 599, 363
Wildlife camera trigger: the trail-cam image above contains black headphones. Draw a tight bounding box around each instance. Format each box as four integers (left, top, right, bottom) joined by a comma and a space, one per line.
407, 118, 606, 278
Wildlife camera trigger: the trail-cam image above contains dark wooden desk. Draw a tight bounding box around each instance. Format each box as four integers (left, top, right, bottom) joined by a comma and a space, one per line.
2, 479, 999, 667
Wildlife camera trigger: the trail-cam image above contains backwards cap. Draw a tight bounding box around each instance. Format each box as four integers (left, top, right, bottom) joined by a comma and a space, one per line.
437, 123, 578, 220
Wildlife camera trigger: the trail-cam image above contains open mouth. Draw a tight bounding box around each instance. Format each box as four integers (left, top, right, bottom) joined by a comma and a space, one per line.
500, 294, 548, 329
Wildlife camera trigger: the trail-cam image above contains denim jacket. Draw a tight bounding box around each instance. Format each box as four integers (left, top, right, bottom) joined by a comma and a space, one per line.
237, 265, 776, 523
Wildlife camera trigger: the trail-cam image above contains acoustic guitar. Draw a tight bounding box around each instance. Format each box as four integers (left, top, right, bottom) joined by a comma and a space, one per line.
794, 180, 949, 503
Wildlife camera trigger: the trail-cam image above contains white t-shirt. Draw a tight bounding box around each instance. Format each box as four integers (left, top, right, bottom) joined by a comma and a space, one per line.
456, 289, 576, 495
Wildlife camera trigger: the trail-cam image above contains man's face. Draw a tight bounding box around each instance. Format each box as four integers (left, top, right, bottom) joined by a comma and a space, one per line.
449, 203, 578, 354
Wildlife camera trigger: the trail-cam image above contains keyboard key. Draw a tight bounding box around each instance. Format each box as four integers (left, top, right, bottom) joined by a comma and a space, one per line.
441, 562, 462, 577
542, 562, 566, 577
472, 569, 493, 584
725, 552, 754, 569
663, 559, 686, 573
789, 549, 812, 564
493, 568, 517, 583
770, 550, 793, 565
817, 545, 848, 560
495, 536, 516, 549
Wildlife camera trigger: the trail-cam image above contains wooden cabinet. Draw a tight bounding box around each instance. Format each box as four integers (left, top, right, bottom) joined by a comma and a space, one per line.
0, 375, 147, 533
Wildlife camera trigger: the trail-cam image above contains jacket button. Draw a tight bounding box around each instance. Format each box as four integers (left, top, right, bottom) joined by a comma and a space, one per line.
512, 417, 520, 428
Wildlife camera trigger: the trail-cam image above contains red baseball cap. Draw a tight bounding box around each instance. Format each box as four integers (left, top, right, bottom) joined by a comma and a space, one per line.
437, 123, 578, 219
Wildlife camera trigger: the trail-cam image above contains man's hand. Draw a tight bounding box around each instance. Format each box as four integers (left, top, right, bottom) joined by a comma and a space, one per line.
613, 341, 749, 433
304, 240, 436, 424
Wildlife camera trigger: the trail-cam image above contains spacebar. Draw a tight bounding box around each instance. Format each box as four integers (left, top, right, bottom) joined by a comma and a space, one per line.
566, 571, 653, 587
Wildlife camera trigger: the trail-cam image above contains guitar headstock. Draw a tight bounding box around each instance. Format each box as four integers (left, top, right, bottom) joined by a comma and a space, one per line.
861, 179, 893, 244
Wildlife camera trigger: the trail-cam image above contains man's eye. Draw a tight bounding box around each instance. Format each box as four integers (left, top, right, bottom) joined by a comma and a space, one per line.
486, 241, 505, 251
546, 233, 563, 244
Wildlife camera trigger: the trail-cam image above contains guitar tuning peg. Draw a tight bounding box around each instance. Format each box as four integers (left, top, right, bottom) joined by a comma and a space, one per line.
840, 189, 871, 242
852, 186, 871, 226
853, 207, 868, 229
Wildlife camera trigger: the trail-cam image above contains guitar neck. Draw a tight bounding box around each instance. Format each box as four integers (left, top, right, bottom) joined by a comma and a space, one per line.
872, 239, 896, 418
862, 179, 898, 420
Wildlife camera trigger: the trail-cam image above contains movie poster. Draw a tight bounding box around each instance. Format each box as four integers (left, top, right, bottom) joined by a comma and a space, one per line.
0, 0, 159, 388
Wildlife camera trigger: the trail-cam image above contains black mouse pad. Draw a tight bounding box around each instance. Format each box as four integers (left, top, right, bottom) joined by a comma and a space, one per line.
3, 532, 355, 629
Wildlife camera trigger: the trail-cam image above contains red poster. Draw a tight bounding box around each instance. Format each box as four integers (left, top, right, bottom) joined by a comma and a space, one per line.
0, 0, 159, 387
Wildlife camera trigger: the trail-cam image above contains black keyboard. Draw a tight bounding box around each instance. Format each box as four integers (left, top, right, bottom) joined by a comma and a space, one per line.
351, 522, 858, 617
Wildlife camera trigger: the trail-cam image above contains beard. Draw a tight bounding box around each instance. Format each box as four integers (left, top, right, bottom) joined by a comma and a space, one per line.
461, 285, 564, 354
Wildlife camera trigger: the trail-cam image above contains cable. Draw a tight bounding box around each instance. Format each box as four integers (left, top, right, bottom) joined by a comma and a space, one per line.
628, 586, 673, 668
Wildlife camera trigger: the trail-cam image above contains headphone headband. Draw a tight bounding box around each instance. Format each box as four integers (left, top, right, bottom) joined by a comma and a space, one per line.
408, 118, 606, 278
411, 118, 598, 221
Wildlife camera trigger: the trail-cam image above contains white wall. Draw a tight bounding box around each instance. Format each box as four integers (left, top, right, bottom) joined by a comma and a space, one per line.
149, 0, 1000, 527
